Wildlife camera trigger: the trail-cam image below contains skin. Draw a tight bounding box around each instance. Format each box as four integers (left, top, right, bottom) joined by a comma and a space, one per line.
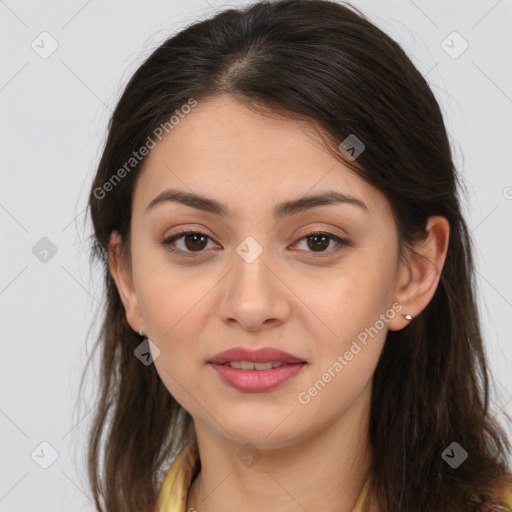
109, 94, 450, 512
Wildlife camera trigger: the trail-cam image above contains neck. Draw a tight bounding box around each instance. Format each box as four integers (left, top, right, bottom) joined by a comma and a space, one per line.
186, 383, 373, 512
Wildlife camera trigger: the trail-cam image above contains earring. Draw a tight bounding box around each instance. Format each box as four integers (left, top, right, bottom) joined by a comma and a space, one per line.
138, 329, 144, 337
403, 314, 412, 321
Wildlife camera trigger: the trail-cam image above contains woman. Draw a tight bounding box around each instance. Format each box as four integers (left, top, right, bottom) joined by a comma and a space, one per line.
84, 0, 512, 510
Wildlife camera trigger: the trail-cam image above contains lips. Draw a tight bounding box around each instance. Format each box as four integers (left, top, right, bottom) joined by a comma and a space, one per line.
207, 347, 306, 365
209, 362, 306, 392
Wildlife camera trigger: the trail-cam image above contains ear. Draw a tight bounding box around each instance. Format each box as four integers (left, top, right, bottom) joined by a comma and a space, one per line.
388, 216, 450, 331
108, 231, 142, 334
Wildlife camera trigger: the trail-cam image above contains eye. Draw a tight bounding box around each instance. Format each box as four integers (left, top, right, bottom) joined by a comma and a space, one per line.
162, 230, 219, 257
292, 230, 349, 257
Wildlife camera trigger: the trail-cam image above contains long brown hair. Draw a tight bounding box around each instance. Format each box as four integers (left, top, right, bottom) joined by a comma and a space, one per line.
83, 1, 512, 510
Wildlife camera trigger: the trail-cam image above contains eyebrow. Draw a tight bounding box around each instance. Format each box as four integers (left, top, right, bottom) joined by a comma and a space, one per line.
146, 188, 369, 219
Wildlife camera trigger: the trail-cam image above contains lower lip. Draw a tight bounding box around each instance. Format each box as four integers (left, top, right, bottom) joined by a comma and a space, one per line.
208, 362, 307, 392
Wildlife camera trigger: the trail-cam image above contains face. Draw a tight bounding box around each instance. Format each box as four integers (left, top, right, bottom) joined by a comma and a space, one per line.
113, 94, 408, 449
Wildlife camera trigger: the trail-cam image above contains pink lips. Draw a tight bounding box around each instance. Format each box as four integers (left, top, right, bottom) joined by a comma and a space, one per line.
207, 346, 307, 393
207, 347, 306, 365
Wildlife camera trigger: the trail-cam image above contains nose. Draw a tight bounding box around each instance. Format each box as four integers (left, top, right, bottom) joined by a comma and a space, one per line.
219, 242, 291, 332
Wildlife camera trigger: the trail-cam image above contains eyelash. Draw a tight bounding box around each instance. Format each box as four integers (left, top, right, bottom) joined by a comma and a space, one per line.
161, 229, 349, 259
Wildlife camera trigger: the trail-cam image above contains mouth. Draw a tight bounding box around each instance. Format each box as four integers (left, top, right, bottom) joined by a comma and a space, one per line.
217, 360, 292, 370
207, 361, 307, 392
206, 346, 307, 391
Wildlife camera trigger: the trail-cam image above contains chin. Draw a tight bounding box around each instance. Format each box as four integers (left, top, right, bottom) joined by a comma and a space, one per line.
221, 417, 305, 449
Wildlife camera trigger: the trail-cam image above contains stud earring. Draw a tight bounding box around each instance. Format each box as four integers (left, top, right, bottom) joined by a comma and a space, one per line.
139, 329, 144, 337
403, 314, 412, 321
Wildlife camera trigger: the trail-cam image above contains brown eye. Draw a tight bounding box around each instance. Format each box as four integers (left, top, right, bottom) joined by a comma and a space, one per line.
162, 230, 217, 257
294, 231, 348, 256
306, 233, 330, 251
182, 232, 208, 251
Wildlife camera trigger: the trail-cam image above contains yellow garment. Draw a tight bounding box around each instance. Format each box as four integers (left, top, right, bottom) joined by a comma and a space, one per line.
157, 438, 512, 511
504, 485, 512, 510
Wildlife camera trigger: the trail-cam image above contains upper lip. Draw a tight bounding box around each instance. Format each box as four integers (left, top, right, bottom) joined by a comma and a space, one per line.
208, 347, 306, 365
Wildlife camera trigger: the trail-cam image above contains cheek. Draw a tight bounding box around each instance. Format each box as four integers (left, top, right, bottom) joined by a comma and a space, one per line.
308, 257, 396, 348
294, 266, 393, 416
136, 269, 212, 405
132, 243, 213, 338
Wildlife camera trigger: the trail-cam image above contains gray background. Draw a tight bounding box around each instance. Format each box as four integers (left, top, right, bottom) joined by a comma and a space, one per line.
1, 0, 511, 510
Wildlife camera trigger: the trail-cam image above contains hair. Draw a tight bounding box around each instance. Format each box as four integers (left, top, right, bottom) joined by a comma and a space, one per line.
83, 0, 512, 510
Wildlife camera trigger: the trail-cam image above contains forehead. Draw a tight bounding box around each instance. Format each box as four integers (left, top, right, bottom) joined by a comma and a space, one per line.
134, 95, 391, 220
